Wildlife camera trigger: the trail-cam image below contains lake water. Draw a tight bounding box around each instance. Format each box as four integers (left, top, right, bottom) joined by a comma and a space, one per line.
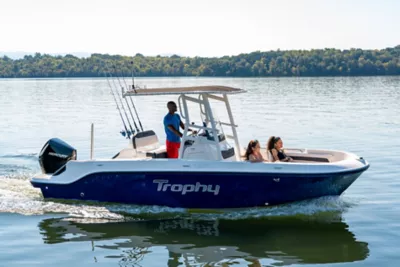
0, 77, 399, 266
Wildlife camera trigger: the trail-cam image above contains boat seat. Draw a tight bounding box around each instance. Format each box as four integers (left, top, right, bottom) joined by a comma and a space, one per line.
146, 146, 167, 159
132, 130, 160, 152
131, 130, 168, 158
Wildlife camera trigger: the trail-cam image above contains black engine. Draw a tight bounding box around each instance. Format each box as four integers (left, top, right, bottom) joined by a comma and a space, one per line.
39, 138, 77, 174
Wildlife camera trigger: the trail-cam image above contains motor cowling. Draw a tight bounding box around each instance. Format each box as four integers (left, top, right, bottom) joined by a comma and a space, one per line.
39, 138, 77, 174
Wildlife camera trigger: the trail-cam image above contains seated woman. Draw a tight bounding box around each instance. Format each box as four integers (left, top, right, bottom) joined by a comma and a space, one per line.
245, 140, 268, 163
267, 136, 293, 162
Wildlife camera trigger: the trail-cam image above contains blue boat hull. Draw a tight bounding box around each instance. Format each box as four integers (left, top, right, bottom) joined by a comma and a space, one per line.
31, 167, 368, 208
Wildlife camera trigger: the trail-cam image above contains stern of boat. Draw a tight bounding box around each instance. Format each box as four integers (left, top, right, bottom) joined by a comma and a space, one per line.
30, 173, 51, 196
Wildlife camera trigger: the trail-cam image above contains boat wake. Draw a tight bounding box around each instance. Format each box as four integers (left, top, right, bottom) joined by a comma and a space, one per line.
0, 173, 359, 222
188, 196, 356, 221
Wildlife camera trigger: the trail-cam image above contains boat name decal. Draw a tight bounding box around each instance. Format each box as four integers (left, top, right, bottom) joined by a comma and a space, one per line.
153, 179, 220, 195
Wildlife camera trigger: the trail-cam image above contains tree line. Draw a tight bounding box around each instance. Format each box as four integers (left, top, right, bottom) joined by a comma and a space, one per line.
0, 46, 399, 78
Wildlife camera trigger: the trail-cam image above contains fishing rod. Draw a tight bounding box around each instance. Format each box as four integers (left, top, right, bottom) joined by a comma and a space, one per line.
128, 84, 144, 132
119, 64, 144, 132
104, 72, 132, 139
129, 61, 144, 131
107, 71, 136, 136
131, 61, 137, 93
105, 66, 135, 135
111, 66, 141, 133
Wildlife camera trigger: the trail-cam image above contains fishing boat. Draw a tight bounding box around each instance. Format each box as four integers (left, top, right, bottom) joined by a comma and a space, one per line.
30, 78, 370, 209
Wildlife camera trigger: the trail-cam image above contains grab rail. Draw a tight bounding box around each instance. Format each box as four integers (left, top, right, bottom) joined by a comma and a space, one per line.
178, 95, 186, 119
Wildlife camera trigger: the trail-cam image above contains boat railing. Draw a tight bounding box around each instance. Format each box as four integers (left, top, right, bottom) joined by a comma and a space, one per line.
188, 124, 218, 132
176, 92, 241, 161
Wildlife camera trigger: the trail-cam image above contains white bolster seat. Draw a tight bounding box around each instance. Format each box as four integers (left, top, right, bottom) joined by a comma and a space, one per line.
132, 130, 167, 158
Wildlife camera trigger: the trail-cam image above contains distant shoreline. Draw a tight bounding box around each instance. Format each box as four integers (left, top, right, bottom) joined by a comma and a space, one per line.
1, 46, 399, 78
1, 75, 400, 80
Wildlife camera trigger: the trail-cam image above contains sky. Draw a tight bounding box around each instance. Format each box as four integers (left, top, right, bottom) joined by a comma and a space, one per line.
1, 0, 399, 57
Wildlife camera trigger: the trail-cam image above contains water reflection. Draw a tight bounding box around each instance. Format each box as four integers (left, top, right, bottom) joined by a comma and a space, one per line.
38, 214, 369, 266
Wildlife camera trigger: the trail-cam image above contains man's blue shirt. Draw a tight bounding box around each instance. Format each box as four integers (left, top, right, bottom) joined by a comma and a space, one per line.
164, 113, 181, 143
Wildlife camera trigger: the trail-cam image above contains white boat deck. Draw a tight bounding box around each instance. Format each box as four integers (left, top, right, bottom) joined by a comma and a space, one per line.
113, 145, 351, 164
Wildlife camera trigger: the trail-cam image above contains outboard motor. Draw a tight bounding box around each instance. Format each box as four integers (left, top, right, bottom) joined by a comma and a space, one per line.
38, 138, 77, 174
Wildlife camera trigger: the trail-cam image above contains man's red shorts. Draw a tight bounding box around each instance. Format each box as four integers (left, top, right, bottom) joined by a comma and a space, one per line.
166, 140, 180, 158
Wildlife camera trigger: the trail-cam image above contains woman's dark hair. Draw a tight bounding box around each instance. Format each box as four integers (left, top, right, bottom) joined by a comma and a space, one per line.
245, 140, 259, 160
267, 136, 281, 151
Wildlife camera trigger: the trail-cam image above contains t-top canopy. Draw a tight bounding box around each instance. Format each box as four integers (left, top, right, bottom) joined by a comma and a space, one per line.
123, 85, 246, 96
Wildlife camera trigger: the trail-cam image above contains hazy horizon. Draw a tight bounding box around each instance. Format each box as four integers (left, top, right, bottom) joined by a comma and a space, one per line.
1, 0, 399, 58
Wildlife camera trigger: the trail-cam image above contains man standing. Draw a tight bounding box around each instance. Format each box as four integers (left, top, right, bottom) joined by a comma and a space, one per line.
163, 101, 191, 158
